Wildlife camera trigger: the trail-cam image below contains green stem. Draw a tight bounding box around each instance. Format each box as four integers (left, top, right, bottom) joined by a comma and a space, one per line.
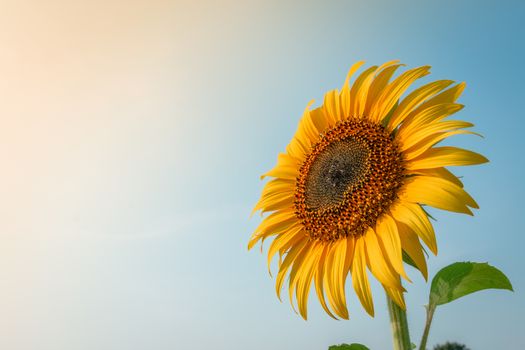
386, 293, 411, 350
418, 305, 436, 350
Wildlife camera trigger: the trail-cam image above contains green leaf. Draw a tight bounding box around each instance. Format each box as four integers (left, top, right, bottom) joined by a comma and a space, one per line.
429, 262, 513, 307
328, 344, 370, 350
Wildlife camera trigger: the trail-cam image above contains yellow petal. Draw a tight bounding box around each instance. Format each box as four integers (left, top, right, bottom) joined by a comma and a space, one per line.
293, 123, 313, 153
314, 245, 338, 319
261, 152, 300, 180
396, 103, 465, 145
406, 146, 488, 170
252, 209, 298, 241
285, 137, 308, 162
402, 175, 478, 214
421, 82, 466, 105
252, 188, 294, 215
351, 237, 374, 316
312, 237, 355, 320
341, 59, 367, 118
350, 65, 378, 118
387, 80, 454, 131
363, 227, 402, 288
258, 178, 295, 200
275, 237, 309, 300
296, 243, 322, 319
390, 202, 438, 255
309, 106, 330, 134
364, 62, 402, 116
410, 167, 463, 188
288, 241, 316, 315
323, 89, 341, 124
256, 195, 294, 214
298, 99, 321, 144
403, 130, 480, 160
398, 120, 473, 151
252, 179, 295, 215
323, 239, 349, 319
322, 244, 339, 317
261, 164, 295, 180
405, 83, 466, 124
404, 102, 464, 130
343, 60, 366, 88
332, 238, 351, 319
375, 214, 410, 281
343, 237, 356, 284
396, 221, 428, 280
369, 66, 431, 123
266, 225, 304, 274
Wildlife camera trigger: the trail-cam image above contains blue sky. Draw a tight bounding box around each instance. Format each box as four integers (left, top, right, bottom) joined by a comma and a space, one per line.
0, 0, 523, 349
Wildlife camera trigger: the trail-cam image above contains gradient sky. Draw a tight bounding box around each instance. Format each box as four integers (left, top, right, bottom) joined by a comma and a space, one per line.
0, 0, 524, 349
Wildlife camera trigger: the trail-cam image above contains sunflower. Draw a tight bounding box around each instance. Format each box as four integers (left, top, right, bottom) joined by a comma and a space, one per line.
248, 61, 487, 320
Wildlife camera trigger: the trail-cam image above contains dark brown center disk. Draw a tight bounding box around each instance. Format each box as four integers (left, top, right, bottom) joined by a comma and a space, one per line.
294, 119, 405, 242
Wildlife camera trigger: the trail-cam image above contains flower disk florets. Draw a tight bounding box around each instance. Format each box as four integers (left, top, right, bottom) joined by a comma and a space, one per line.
295, 119, 405, 242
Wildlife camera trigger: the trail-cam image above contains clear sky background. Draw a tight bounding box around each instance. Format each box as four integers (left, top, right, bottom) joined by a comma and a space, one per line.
0, 0, 523, 349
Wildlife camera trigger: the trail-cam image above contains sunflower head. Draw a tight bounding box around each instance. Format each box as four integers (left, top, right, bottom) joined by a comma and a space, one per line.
249, 61, 487, 320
